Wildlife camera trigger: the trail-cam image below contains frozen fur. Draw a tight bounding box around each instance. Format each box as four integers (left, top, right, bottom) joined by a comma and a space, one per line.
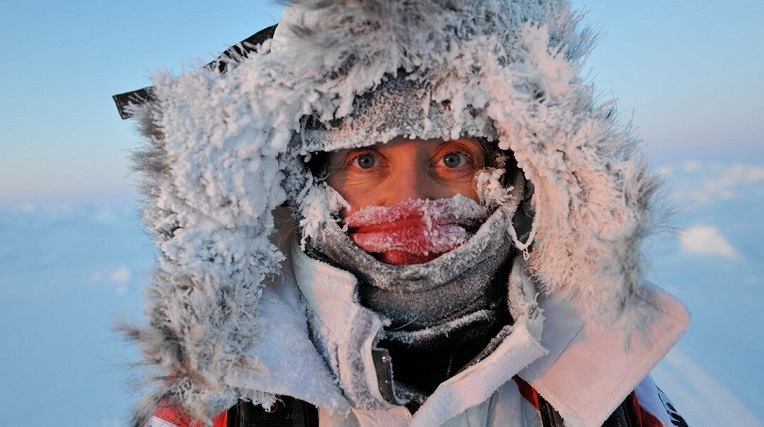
126, 0, 666, 424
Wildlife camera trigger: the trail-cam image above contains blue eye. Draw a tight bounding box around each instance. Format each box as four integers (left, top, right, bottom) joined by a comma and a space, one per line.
442, 152, 468, 168
352, 153, 378, 169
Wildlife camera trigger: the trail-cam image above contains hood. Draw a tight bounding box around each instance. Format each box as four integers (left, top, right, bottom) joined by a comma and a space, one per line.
120, 0, 670, 423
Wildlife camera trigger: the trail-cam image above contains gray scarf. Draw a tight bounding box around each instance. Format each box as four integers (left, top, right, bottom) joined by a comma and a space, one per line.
307, 204, 517, 398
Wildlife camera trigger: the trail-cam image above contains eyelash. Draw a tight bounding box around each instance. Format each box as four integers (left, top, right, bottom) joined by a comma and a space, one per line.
436, 150, 474, 169
342, 145, 480, 172
346, 150, 381, 170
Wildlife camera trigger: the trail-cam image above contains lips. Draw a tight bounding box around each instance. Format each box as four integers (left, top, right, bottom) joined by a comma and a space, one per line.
343, 198, 488, 265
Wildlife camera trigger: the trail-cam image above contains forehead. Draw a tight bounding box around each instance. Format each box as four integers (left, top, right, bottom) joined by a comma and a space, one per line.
326, 136, 486, 157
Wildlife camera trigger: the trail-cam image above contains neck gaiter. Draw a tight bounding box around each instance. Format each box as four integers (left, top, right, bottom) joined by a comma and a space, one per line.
307, 196, 517, 399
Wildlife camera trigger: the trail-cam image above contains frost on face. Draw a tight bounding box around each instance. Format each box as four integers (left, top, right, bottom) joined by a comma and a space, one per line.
343, 196, 489, 264
475, 167, 511, 206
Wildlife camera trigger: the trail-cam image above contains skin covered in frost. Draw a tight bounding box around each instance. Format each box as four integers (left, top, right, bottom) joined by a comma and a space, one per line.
325, 136, 489, 264
344, 197, 489, 264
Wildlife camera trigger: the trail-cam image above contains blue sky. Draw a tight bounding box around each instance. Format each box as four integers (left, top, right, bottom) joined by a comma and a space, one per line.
1, 0, 762, 203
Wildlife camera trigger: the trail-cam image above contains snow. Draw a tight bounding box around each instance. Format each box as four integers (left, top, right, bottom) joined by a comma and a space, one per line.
0, 161, 762, 426
652, 348, 764, 427
0, 201, 149, 426
646, 161, 764, 427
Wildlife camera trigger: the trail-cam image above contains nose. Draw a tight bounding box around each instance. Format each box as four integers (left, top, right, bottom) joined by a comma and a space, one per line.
384, 163, 440, 205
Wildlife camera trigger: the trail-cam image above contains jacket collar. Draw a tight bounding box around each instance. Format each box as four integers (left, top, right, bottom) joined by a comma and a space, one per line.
240, 238, 687, 427
516, 257, 690, 426
290, 239, 549, 423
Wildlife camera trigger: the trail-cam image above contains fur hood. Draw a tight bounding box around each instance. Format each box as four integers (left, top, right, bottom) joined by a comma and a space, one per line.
122, 0, 669, 423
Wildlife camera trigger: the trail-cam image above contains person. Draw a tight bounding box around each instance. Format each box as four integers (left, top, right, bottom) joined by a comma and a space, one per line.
114, 1, 690, 426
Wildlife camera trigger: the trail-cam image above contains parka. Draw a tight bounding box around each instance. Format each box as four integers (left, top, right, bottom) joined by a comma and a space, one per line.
115, 1, 690, 426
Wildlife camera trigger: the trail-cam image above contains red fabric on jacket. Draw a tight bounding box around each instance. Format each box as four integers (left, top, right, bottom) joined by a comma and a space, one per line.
150, 383, 667, 427
513, 376, 666, 427
150, 400, 227, 427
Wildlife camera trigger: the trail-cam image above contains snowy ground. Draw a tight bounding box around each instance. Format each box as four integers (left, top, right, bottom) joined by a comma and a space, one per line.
0, 161, 761, 426
647, 162, 764, 427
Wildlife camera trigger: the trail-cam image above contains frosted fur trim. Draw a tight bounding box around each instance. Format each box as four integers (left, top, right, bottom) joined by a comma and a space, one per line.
273, 0, 661, 330
296, 183, 349, 250
124, 0, 670, 422
125, 90, 288, 422
475, 166, 535, 254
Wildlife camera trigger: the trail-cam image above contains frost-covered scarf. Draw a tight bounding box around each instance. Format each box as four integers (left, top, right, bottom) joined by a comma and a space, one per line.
345, 197, 490, 265
306, 196, 517, 396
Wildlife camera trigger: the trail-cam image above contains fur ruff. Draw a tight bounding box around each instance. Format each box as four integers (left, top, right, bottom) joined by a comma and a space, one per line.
124, 0, 667, 423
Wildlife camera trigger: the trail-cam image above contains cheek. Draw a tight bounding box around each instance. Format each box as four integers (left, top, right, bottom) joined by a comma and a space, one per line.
326, 172, 381, 214
336, 187, 366, 217
432, 168, 480, 201
447, 179, 479, 201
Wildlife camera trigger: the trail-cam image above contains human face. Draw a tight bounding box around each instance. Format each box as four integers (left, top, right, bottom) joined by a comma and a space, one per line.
325, 136, 486, 216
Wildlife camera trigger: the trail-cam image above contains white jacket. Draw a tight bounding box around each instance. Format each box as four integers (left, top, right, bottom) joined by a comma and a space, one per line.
215, 228, 688, 427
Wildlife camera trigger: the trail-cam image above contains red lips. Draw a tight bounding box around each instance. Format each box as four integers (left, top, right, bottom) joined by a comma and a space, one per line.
343, 198, 488, 265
